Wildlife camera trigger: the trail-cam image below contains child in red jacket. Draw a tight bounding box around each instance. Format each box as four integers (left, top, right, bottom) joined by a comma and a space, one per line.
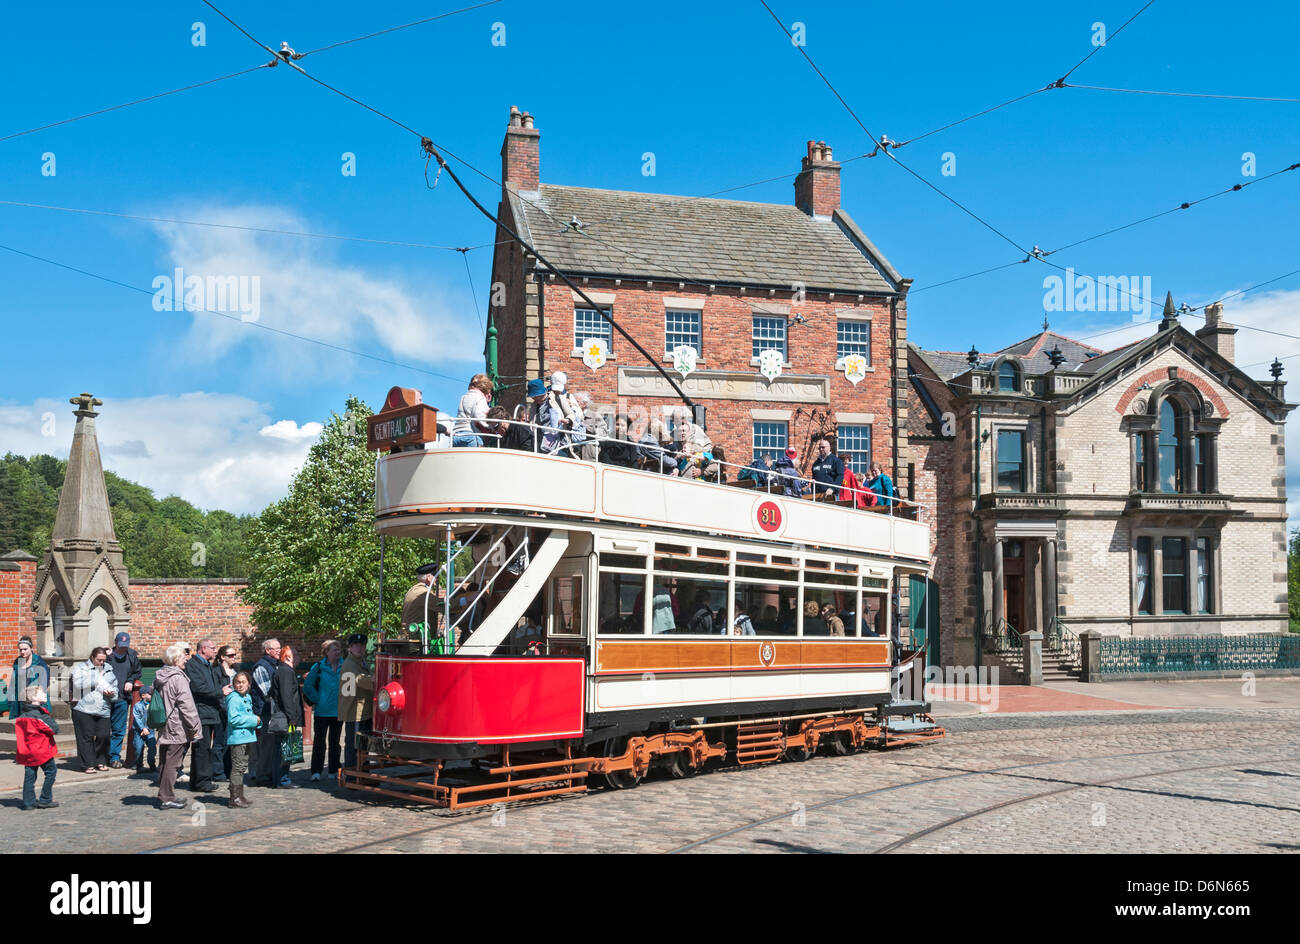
15, 685, 60, 810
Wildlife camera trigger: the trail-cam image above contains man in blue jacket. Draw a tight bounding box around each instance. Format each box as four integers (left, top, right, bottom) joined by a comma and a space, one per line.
810, 438, 845, 498
106, 632, 141, 768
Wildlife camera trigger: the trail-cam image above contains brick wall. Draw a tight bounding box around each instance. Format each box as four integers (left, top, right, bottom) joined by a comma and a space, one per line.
527, 279, 902, 482
0, 554, 37, 657
125, 579, 319, 664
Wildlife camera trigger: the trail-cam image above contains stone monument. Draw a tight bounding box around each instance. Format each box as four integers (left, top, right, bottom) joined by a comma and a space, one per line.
31, 393, 132, 673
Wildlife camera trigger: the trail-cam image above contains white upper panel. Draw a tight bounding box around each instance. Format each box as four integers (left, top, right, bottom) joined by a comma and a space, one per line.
376, 448, 930, 563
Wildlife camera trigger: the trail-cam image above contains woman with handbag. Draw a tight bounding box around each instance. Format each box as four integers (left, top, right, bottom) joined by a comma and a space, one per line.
262, 645, 305, 788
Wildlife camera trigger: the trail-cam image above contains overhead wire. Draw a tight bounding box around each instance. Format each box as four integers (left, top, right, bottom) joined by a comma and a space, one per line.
195, 0, 701, 409
1063, 83, 1300, 104
297, 0, 503, 57
0, 64, 273, 144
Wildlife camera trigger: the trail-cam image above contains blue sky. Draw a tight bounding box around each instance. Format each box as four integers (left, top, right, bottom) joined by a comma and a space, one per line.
1, 0, 1298, 513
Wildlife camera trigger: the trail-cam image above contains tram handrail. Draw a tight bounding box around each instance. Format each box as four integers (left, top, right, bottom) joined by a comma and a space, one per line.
412, 414, 922, 518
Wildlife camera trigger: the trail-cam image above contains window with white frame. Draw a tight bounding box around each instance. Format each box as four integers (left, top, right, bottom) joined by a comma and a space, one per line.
665, 309, 702, 356
836, 424, 872, 475
752, 421, 788, 463
752, 316, 787, 361
1132, 532, 1215, 616
836, 319, 871, 364
574, 307, 612, 353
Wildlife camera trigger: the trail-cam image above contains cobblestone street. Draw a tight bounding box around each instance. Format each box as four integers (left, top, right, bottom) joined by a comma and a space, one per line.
7, 707, 1299, 854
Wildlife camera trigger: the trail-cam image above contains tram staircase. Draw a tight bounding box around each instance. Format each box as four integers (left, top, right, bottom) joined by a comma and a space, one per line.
983, 619, 1081, 684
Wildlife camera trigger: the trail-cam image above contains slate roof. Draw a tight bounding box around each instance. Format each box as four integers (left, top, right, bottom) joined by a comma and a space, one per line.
920, 330, 1106, 379
509, 184, 898, 294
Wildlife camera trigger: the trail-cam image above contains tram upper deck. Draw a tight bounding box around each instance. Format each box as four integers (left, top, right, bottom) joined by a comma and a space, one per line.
374, 447, 930, 565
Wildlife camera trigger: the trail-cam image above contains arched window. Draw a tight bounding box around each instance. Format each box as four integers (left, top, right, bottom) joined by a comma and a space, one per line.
1157, 399, 1184, 493
998, 361, 1020, 392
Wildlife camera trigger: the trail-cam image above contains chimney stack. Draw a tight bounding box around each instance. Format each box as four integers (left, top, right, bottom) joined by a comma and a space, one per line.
1195, 300, 1237, 363
794, 139, 840, 218
501, 105, 540, 192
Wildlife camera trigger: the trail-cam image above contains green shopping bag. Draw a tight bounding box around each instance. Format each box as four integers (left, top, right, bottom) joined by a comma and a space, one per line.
281, 725, 304, 764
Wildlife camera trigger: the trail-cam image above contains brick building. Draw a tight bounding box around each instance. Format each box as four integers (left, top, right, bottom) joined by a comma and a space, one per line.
910, 297, 1292, 668
487, 106, 912, 486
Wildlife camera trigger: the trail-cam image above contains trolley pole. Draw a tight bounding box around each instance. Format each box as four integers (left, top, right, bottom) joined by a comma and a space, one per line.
445, 523, 455, 654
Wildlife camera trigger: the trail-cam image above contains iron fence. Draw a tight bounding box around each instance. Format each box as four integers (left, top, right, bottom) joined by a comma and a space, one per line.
1098, 633, 1300, 675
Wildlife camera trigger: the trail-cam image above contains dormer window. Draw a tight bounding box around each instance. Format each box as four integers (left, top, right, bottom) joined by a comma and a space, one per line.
998, 361, 1021, 393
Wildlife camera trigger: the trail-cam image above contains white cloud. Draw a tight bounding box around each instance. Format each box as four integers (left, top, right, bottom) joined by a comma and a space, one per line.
147, 204, 481, 378
0, 393, 320, 515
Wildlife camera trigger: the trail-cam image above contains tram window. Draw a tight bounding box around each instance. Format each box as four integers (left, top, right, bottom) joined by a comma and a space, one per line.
861, 594, 886, 636
834, 563, 857, 574
652, 575, 729, 634
598, 570, 646, 634
802, 588, 856, 636
805, 558, 831, 572
863, 576, 889, 590
736, 551, 766, 564
770, 555, 796, 568
735, 582, 799, 636
600, 553, 646, 570
654, 555, 728, 577
655, 542, 692, 557
550, 575, 584, 636
808, 571, 857, 588
697, 547, 729, 560
736, 564, 798, 583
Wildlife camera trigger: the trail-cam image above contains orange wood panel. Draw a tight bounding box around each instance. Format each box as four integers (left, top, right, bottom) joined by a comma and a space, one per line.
595, 638, 890, 674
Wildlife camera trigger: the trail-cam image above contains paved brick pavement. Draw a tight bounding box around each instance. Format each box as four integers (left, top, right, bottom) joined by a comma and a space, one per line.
5, 708, 1298, 854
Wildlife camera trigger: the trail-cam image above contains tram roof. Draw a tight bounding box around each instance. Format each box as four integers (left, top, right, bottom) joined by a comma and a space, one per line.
374, 449, 930, 564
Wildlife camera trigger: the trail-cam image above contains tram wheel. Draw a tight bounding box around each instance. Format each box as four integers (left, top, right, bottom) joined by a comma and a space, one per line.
602, 738, 643, 790
664, 750, 700, 778
784, 742, 817, 762
829, 732, 858, 756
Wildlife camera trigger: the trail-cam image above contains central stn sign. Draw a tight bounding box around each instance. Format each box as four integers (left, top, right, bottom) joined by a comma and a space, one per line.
368, 404, 438, 451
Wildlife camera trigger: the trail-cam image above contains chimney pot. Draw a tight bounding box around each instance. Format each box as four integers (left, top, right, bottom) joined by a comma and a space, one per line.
794, 137, 840, 217
501, 106, 540, 190
522, 112, 534, 129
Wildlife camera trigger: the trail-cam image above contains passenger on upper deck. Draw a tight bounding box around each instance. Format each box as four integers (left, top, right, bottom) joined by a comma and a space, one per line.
739, 453, 774, 489
802, 600, 829, 636
670, 406, 712, 467
772, 448, 809, 497
503, 380, 547, 452
821, 603, 846, 636
541, 372, 586, 456
810, 438, 845, 497
452, 374, 494, 448
482, 406, 509, 447
866, 462, 896, 508
600, 415, 641, 468
574, 391, 607, 462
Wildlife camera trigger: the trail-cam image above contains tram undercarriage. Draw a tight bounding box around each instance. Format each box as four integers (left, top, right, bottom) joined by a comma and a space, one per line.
341, 700, 944, 811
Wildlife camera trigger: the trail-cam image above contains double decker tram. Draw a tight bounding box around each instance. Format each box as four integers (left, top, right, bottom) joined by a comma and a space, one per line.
345, 393, 944, 809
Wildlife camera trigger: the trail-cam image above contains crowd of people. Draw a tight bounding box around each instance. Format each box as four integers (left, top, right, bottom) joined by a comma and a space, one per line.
9, 633, 374, 812
451, 372, 898, 506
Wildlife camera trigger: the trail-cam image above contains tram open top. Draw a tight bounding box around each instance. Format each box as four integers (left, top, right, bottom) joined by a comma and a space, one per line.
373, 447, 930, 564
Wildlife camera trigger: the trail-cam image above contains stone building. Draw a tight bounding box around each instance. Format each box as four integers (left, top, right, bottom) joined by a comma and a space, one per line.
910, 298, 1292, 668
487, 106, 912, 486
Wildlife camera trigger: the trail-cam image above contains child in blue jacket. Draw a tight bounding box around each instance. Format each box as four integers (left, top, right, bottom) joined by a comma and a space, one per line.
224, 672, 260, 809
131, 687, 157, 773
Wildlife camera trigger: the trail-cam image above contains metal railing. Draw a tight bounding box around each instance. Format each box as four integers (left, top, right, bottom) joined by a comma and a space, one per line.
982, 617, 1022, 656
1046, 618, 1080, 669
419, 413, 924, 519
1098, 633, 1300, 675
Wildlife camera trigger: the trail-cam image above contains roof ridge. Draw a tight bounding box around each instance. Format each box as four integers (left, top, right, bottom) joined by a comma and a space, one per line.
539, 182, 807, 213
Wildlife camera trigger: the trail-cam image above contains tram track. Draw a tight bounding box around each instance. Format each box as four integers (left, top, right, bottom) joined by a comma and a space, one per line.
135, 721, 1291, 854
666, 744, 1292, 853
872, 755, 1300, 853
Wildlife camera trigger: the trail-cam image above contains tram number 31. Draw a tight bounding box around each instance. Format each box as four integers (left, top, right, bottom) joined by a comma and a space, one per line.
756, 500, 783, 533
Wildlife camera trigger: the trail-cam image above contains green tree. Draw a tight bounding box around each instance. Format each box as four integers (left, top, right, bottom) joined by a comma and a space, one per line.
241, 398, 436, 639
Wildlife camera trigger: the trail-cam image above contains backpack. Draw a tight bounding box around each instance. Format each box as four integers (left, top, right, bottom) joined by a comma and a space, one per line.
147, 686, 168, 729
